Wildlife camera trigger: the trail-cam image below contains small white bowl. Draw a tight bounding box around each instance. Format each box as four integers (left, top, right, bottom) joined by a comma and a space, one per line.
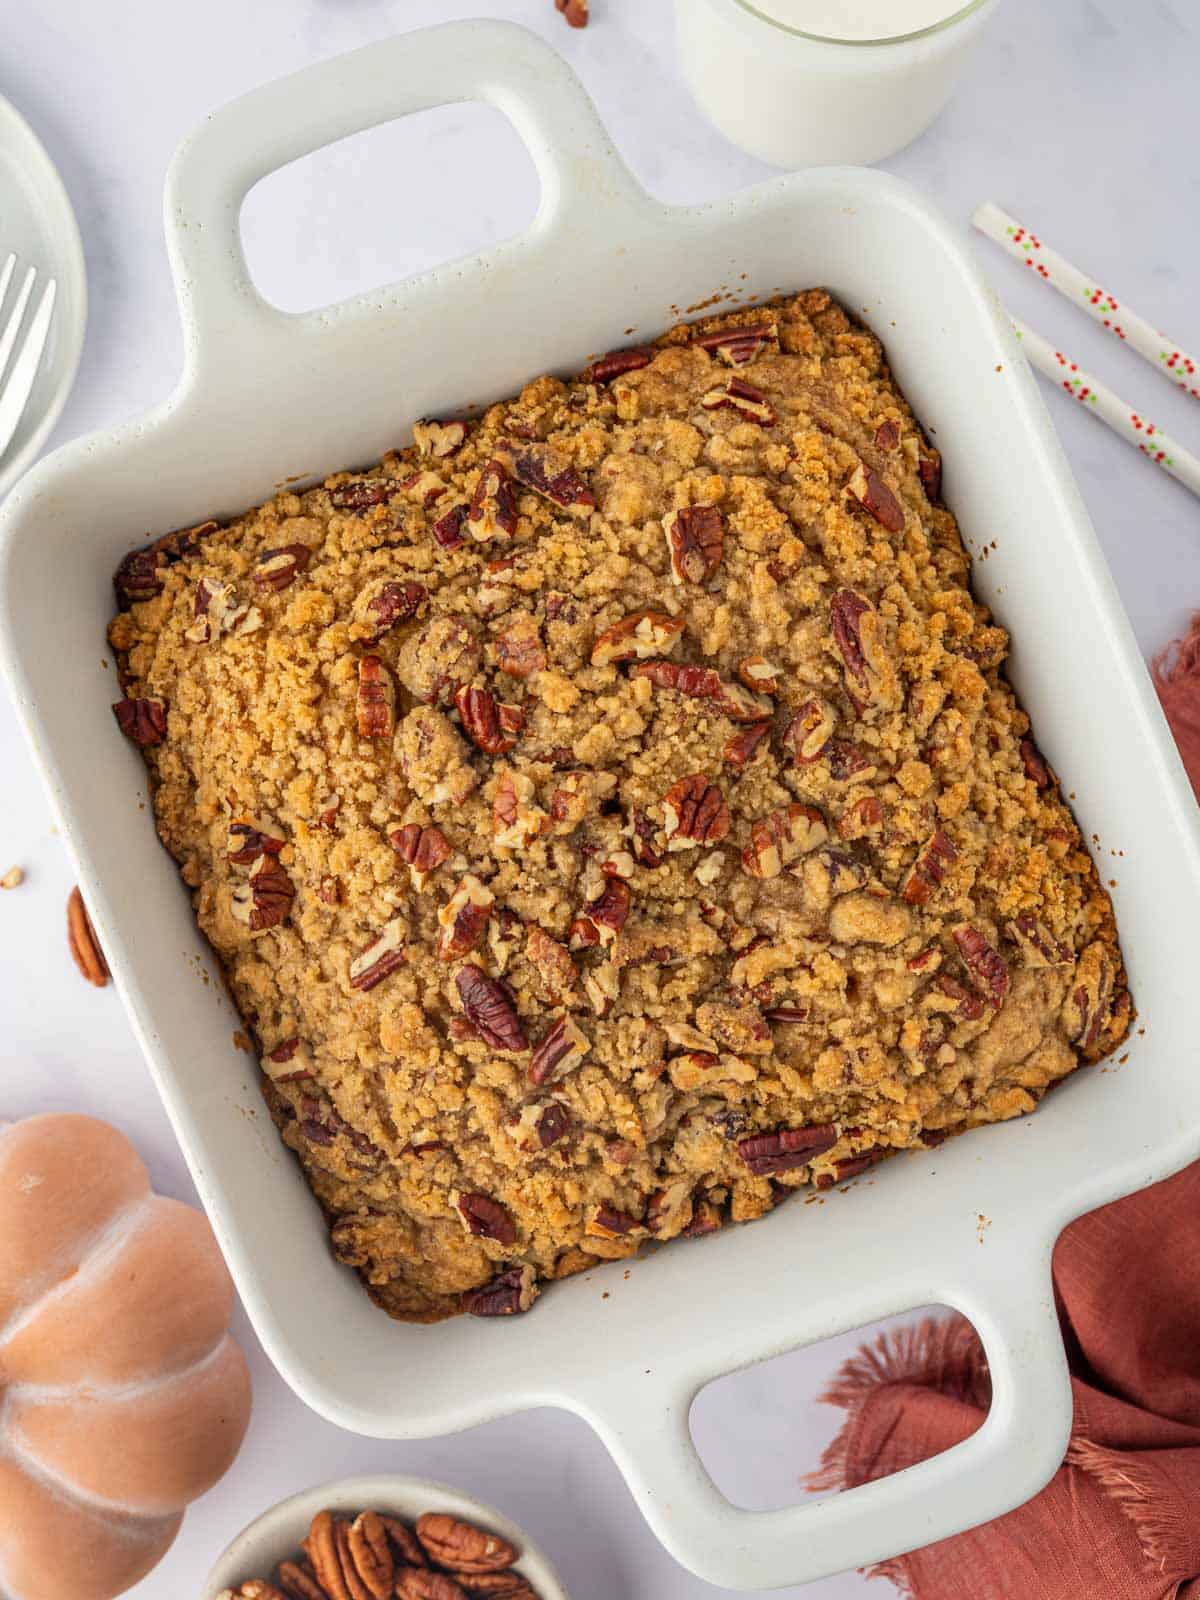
205, 1475, 572, 1598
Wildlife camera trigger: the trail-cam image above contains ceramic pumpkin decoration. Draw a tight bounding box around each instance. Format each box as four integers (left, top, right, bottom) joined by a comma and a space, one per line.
0, 1114, 252, 1600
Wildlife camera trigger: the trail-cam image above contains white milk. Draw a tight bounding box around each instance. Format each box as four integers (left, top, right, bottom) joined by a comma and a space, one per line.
676, 0, 1000, 167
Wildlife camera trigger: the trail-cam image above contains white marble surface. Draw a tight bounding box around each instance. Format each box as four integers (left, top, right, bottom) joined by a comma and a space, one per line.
1, 1, 1198, 1595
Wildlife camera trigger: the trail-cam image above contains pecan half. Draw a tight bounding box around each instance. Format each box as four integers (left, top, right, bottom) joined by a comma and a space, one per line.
359, 579, 428, 642
661, 774, 730, 849
356, 655, 395, 739
455, 1577, 536, 1598
784, 697, 837, 765
432, 501, 469, 549
701, 376, 777, 426
414, 418, 468, 459
349, 917, 406, 990
227, 819, 285, 864
456, 965, 529, 1051
663, 505, 725, 585
343, 1512, 394, 1600
217, 1585, 287, 1600
952, 924, 1011, 1006
330, 477, 402, 510
742, 802, 827, 878
254, 543, 312, 592
830, 589, 873, 689
584, 346, 651, 383
468, 458, 520, 541
901, 828, 958, 905
1020, 737, 1052, 790
438, 874, 495, 960
67, 886, 109, 987
692, 322, 780, 366
1007, 914, 1071, 968
455, 685, 519, 756
112, 695, 168, 747
738, 1125, 838, 1176
524, 925, 578, 1003
389, 822, 451, 890
454, 1192, 518, 1247
555, 0, 589, 27
529, 1013, 590, 1084
396, 1572, 468, 1600
591, 609, 685, 667
377, 1515, 427, 1568
724, 721, 770, 771
415, 1515, 517, 1576
493, 771, 548, 850
815, 1148, 888, 1189
847, 462, 905, 532
231, 855, 295, 934
510, 441, 595, 514
277, 1562, 326, 1600
463, 1263, 539, 1317
630, 659, 769, 721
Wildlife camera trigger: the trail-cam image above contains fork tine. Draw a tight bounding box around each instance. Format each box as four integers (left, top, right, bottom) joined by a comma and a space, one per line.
0, 263, 35, 385
0, 277, 56, 462
0, 255, 16, 319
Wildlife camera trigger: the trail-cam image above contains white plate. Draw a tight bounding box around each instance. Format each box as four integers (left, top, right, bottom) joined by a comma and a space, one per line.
0, 93, 86, 499
206, 1474, 571, 1598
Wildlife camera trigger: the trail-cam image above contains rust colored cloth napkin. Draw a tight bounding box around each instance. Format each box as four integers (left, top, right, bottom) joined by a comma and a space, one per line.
1154, 614, 1200, 803
810, 1160, 1200, 1597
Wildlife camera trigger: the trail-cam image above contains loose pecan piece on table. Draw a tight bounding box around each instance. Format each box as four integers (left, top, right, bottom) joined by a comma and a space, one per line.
67, 886, 109, 987
456, 965, 529, 1051
555, 0, 589, 27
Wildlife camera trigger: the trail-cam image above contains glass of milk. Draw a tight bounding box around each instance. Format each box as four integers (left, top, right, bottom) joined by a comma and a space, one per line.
677, 0, 1001, 167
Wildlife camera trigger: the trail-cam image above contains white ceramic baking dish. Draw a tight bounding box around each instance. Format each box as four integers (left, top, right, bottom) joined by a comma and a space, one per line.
2, 22, 1198, 1593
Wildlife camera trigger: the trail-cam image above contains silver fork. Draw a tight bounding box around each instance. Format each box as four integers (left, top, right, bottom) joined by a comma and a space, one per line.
0, 253, 57, 463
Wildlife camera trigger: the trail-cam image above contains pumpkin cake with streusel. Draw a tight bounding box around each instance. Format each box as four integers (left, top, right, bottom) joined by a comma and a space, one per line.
108, 289, 1130, 1322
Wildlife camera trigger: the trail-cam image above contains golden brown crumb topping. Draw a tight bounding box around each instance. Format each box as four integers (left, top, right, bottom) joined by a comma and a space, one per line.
108, 289, 1129, 1322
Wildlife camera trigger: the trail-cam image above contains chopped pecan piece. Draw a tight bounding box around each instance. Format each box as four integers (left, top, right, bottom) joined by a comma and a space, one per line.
454, 684, 519, 756
952, 924, 1011, 1006
918, 445, 942, 503
830, 589, 873, 690
815, 1148, 888, 1189
1020, 737, 1052, 790
456, 965, 529, 1051
630, 659, 769, 721
742, 802, 827, 878
330, 477, 401, 510
838, 795, 884, 839
1007, 914, 1071, 967
112, 696, 167, 747
492, 770, 548, 850
358, 579, 428, 642
529, 1014, 590, 1085
467, 458, 520, 541
463, 1264, 539, 1318
401, 469, 448, 507
432, 501, 469, 549
784, 697, 837, 764
414, 417, 468, 459
398, 616, 482, 705
584, 346, 652, 383
701, 376, 777, 426
453, 1191, 517, 1247
254, 543, 311, 592
555, 0, 589, 27
724, 721, 770, 771
184, 576, 263, 643
349, 917, 406, 990
646, 1178, 694, 1238
318, 875, 340, 905
692, 322, 780, 366
736, 654, 780, 694
227, 819, 285, 864
356, 655, 395, 739
764, 1005, 809, 1024
661, 774, 730, 849
113, 546, 166, 606
1063, 941, 1114, 1051
583, 960, 619, 1017
907, 944, 943, 974
662, 504, 725, 585
683, 1199, 724, 1237
931, 971, 986, 1022
389, 822, 451, 890
524, 925, 578, 1003
437, 874, 495, 960
510, 441, 596, 514
494, 613, 545, 679
824, 739, 877, 783
738, 1125, 839, 1176
587, 1204, 643, 1239
261, 1037, 314, 1083
874, 418, 901, 450
231, 854, 294, 934
847, 462, 905, 532
628, 807, 665, 867
696, 999, 772, 1054
510, 1099, 572, 1152
901, 828, 958, 905
581, 877, 630, 945
590, 609, 685, 667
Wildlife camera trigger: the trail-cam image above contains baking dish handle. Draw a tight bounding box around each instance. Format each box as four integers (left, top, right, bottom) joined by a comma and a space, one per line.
577, 1243, 1072, 1590
163, 20, 653, 353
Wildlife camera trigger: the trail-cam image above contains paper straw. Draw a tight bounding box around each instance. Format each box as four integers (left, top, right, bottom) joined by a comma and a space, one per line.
1013, 317, 1200, 500
976, 202, 1200, 404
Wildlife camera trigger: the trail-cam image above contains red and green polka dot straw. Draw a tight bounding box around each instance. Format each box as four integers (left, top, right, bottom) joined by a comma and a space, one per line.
974, 202, 1199, 403
1013, 318, 1200, 499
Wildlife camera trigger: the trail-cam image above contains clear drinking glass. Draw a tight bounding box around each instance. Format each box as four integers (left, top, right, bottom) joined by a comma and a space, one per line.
677, 0, 1001, 167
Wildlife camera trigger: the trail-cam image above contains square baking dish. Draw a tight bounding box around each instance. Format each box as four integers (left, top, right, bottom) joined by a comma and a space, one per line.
3, 22, 1198, 1592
